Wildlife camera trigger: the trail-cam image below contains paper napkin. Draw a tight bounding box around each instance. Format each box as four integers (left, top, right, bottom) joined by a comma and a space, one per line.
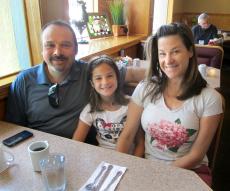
79, 161, 127, 191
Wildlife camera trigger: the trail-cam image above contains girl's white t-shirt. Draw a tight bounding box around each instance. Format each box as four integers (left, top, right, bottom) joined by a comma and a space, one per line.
80, 104, 128, 150
132, 81, 223, 166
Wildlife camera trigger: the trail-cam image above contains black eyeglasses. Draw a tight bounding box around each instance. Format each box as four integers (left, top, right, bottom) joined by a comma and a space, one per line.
48, 83, 60, 108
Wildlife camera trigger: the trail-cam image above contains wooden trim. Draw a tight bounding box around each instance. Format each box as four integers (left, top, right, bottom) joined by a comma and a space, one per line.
24, 0, 43, 65
167, 0, 174, 23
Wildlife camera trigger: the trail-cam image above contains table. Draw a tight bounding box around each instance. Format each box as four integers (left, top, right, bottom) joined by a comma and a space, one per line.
0, 121, 212, 191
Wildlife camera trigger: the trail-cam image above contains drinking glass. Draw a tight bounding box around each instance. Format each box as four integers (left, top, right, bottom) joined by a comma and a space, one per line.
40, 154, 66, 191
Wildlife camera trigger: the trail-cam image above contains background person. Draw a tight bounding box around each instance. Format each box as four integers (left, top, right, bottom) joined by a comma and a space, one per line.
6, 20, 145, 140
117, 23, 223, 186
192, 13, 218, 45
73, 55, 144, 156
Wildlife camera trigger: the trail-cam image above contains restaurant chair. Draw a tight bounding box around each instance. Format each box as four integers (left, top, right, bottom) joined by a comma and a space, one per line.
195, 45, 224, 69
207, 95, 225, 172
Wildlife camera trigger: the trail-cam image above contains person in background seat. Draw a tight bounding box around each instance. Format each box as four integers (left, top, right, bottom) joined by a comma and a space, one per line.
192, 13, 218, 45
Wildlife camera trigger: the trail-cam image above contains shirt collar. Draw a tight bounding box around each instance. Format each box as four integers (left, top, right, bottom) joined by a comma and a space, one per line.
36, 61, 81, 85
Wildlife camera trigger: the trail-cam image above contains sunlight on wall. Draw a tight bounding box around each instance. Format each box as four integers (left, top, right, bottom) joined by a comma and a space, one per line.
0, 0, 20, 77
153, 0, 168, 33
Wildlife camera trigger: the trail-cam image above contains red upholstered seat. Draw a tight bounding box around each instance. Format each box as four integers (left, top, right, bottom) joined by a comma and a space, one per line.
195, 45, 224, 69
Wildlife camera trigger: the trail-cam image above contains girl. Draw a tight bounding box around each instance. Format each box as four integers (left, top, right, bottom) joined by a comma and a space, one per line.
73, 55, 144, 157
117, 23, 223, 186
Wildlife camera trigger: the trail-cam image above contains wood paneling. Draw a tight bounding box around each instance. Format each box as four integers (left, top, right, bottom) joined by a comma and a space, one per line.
39, 0, 69, 26
173, 12, 230, 31
127, 0, 153, 35
0, 99, 6, 120
98, 0, 153, 36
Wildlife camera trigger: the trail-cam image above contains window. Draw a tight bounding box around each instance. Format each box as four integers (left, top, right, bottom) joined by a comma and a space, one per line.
69, 0, 98, 13
68, 0, 98, 42
0, 0, 31, 78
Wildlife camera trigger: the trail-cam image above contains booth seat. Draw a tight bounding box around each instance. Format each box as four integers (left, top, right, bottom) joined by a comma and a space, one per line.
195, 45, 224, 69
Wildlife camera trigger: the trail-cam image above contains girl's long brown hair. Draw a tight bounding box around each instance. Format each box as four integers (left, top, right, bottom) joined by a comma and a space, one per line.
87, 55, 129, 112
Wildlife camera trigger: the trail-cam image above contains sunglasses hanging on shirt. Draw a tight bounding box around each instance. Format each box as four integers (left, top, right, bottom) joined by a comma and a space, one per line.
48, 83, 60, 108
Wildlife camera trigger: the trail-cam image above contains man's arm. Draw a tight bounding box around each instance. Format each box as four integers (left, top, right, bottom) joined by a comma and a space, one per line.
5, 76, 27, 126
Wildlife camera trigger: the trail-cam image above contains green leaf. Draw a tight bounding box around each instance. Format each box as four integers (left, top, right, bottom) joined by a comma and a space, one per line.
175, 118, 181, 124
169, 147, 179, 152
109, 0, 124, 25
186, 129, 197, 136
150, 137, 155, 143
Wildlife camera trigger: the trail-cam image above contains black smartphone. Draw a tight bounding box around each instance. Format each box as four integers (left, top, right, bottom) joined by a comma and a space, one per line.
2, 130, 33, 147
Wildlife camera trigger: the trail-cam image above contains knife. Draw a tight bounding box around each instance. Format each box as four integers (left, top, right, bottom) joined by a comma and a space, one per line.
102, 170, 123, 191
94, 164, 113, 191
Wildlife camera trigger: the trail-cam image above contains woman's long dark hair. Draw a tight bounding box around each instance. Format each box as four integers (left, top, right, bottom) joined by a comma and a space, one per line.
87, 55, 129, 112
144, 22, 207, 102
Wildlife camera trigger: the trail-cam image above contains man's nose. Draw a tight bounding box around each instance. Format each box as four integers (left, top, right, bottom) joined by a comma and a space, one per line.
53, 45, 62, 55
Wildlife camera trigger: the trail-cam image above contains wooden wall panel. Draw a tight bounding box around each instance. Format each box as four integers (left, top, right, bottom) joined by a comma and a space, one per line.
127, 0, 152, 35
98, 0, 153, 36
173, 13, 230, 31
0, 99, 6, 121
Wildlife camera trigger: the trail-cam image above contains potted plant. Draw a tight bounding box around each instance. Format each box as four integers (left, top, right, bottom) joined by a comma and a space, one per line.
108, 0, 128, 36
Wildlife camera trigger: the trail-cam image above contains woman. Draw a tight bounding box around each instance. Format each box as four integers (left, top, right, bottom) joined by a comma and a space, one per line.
116, 23, 223, 186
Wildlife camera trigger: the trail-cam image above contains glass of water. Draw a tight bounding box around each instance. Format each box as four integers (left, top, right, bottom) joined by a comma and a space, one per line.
40, 154, 66, 191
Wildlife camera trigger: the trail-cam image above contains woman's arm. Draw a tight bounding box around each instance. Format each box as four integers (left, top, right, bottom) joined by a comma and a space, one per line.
133, 127, 145, 157
72, 120, 91, 142
116, 100, 143, 153
172, 113, 222, 169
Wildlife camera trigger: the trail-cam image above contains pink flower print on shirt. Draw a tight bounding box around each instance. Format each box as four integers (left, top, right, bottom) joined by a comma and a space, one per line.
147, 119, 197, 152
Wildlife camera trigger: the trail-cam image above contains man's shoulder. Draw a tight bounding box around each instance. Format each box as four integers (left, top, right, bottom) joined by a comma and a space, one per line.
192, 25, 200, 31
17, 63, 42, 80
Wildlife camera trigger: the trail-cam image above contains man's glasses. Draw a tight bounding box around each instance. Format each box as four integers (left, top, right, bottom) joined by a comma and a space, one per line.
48, 83, 60, 108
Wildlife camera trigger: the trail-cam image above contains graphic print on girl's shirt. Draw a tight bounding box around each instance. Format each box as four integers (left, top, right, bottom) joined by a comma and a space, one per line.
147, 118, 197, 152
95, 116, 127, 144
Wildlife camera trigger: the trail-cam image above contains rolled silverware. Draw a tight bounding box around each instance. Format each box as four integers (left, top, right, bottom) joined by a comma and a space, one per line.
102, 170, 123, 191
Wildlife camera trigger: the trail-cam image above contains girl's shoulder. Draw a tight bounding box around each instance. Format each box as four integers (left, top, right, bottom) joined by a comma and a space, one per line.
134, 80, 156, 95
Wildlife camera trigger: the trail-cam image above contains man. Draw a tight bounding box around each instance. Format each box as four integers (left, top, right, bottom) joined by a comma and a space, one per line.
192, 13, 218, 45
6, 20, 144, 140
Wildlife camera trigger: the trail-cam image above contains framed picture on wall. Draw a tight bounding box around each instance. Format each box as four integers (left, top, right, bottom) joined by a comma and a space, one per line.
86, 13, 112, 39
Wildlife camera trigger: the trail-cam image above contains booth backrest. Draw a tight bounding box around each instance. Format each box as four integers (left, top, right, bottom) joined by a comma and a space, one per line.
195, 45, 224, 69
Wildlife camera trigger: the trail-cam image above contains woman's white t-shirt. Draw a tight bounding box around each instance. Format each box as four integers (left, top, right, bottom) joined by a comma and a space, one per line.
132, 81, 223, 166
